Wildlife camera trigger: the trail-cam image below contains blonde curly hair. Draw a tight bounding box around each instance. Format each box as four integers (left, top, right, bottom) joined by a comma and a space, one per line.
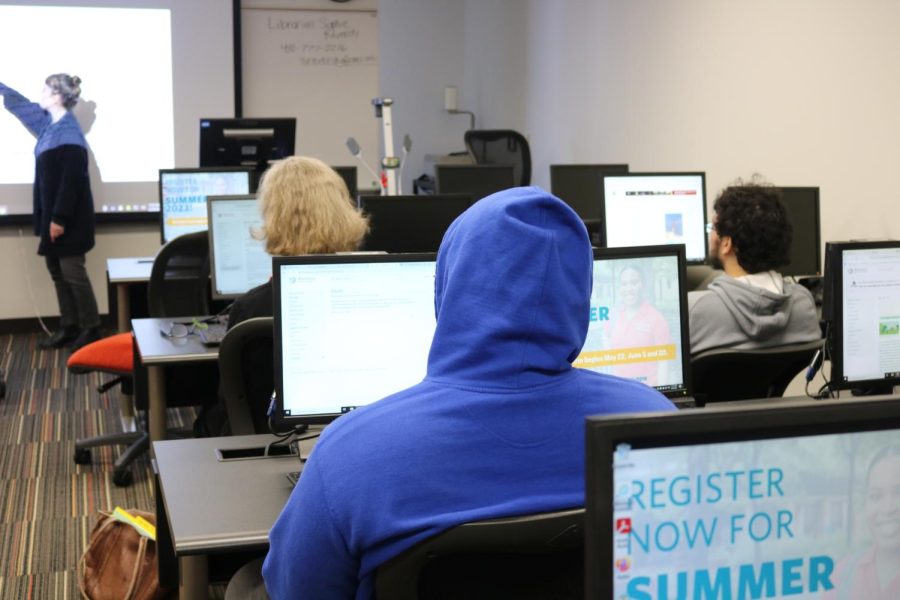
256, 156, 368, 255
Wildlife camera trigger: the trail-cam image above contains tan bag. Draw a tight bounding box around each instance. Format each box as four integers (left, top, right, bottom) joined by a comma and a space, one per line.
79, 508, 166, 600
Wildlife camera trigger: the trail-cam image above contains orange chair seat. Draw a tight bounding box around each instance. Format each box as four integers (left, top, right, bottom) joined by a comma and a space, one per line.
67, 332, 134, 374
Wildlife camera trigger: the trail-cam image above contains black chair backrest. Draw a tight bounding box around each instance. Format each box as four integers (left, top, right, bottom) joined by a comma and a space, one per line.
691, 339, 824, 404
464, 129, 532, 187
148, 230, 211, 318
218, 317, 274, 435
375, 508, 584, 600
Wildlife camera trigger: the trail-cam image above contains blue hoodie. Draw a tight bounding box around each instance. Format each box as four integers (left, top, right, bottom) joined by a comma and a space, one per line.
262, 187, 674, 599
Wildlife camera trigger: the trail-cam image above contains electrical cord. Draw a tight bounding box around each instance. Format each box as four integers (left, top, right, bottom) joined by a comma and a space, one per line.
18, 226, 51, 336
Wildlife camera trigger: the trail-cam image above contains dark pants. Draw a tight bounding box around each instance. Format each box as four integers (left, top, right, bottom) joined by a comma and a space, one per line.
45, 254, 100, 330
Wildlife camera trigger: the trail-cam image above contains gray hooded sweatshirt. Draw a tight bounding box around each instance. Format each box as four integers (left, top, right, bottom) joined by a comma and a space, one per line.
688, 275, 821, 355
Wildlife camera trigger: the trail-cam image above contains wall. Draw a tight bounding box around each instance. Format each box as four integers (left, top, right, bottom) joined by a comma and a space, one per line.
472, 0, 900, 247
377, 0, 467, 192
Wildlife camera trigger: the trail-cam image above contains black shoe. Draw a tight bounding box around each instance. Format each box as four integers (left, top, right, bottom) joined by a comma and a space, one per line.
38, 326, 79, 349
69, 327, 103, 352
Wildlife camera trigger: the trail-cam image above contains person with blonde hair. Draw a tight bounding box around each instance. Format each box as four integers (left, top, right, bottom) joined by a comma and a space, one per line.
197, 156, 368, 435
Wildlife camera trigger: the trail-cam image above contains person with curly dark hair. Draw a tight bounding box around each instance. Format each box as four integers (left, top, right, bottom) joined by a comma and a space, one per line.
687, 178, 820, 354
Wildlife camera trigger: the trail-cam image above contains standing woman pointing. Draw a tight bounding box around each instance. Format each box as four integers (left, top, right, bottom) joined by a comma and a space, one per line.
0, 75, 101, 351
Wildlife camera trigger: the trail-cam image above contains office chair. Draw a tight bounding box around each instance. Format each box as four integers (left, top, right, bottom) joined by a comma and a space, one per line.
69, 231, 215, 486
375, 508, 584, 600
464, 129, 532, 187
690, 338, 825, 405
218, 317, 275, 435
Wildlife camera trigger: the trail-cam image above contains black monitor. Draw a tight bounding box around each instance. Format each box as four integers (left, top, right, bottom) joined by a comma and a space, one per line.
272, 253, 438, 427
434, 164, 515, 200
601, 172, 708, 264
777, 186, 821, 277
158, 167, 254, 244
206, 194, 271, 300
332, 166, 358, 203
199, 118, 296, 172
823, 240, 900, 392
577, 244, 692, 401
358, 194, 473, 253
550, 164, 629, 222
585, 394, 900, 598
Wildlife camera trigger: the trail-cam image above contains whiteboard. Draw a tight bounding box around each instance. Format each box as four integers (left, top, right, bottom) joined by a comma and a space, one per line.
241, 8, 380, 188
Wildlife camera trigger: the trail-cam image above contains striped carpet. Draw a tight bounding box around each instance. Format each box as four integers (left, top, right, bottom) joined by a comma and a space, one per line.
0, 332, 222, 599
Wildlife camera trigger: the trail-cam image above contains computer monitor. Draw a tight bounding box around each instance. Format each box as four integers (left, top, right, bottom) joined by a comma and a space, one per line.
777, 186, 821, 277
550, 164, 629, 222
332, 166, 358, 202
823, 240, 900, 392
273, 253, 438, 427
575, 244, 692, 400
434, 164, 516, 200
206, 194, 271, 301
199, 118, 296, 172
158, 168, 253, 244
585, 394, 900, 598
601, 172, 708, 264
358, 195, 473, 253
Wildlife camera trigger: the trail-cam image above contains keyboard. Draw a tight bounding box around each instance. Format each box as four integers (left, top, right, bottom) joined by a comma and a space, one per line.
198, 323, 228, 346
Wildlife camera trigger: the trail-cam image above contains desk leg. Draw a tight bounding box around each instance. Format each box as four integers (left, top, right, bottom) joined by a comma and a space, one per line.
116, 283, 131, 333
179, 555, 209, 600
148, 365, 167, 445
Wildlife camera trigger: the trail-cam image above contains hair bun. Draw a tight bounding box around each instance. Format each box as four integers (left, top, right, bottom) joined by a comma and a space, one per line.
71, 75, 82, 86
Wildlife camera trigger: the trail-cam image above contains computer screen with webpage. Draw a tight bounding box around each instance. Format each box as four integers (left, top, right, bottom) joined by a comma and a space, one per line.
586, 396, 900, 598
273, 254, 437, 426
159, 168, 253, 243
207, 195, 270, 300
602, 173, 707, 263
831, 242, 900, 388
574, 245, 691, 399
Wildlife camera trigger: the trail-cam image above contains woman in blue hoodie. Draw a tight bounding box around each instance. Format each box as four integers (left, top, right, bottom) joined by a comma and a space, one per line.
262, 186, 675, 599
0, 75, 100, 350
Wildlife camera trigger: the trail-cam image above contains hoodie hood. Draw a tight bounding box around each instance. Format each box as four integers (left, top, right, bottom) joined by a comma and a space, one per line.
426, 186, 592, 388
706, 275, 795, 339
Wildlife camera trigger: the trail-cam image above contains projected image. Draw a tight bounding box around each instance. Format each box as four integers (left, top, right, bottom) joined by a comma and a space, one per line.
611, 430, 900, 599
575, 255, 683, 392
0, 4, 173, 215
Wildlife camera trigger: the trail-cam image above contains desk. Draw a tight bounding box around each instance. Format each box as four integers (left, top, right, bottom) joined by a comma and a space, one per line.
107, 257, 154, 332
154, 434, 314, 599
131, 317, 219, 442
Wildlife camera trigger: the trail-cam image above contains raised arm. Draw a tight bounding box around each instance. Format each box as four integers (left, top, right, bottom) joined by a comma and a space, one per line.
0, 81, 49, 137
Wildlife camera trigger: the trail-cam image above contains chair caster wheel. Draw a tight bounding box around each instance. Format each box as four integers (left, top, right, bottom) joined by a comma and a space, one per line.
74, 448, 92, 464
113, 470, 133, 487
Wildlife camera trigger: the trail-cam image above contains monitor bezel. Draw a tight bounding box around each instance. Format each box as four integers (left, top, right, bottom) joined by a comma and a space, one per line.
158, 167, 255, 244
599, 171, 708, 264
433, 164, 516, 198
825, 239, 900, 391
589, 244, 693, 399
357, 194, 474, 253
777, 186, 822, 277
585, 394, 900, 598
272, 252, 438, 428
206, 193, 266, 301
